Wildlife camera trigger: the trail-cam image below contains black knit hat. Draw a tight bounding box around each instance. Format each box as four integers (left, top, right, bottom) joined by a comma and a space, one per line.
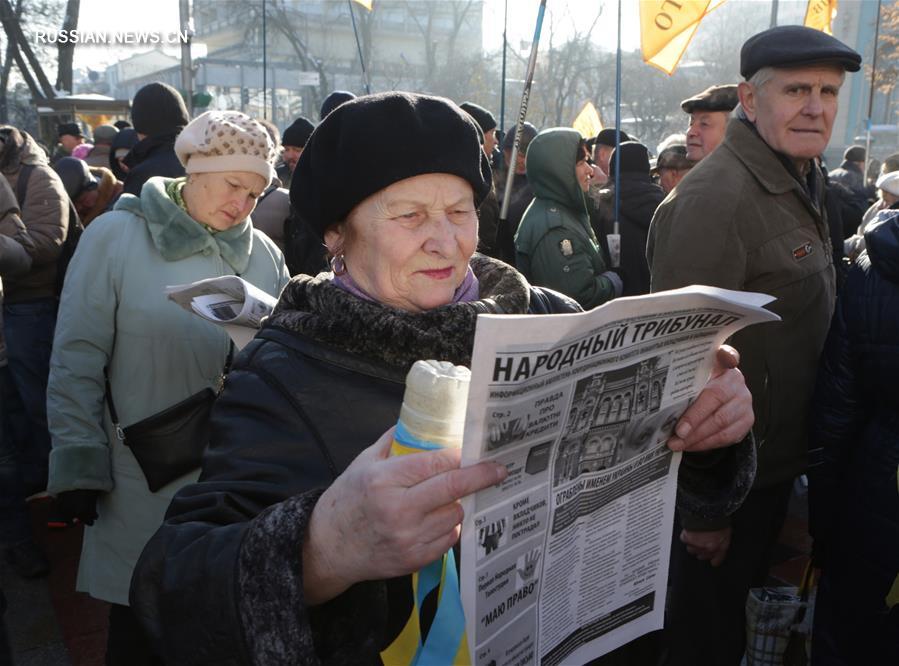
459, 102, 497, 133
282, 116, 315, 148
131, 82, 189, 138
843, 145, 865, 162
320, 91, 356, 119
609, 141, 650, 176
292, 92, 492, 240
58, 122, 83, 138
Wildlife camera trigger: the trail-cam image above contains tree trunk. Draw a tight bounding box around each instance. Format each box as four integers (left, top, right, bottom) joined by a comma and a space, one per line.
55, 0, 78, 92
0, 0, 22, 123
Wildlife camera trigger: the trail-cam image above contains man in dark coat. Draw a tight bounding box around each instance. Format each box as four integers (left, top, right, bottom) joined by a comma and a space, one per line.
122, 82, 189, 196
648, 26, 861, 665
494, 122, 538, 266
604, 142, 664, 296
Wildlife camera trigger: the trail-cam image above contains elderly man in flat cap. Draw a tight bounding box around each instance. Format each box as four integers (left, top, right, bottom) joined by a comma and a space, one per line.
648, 26, 861, 665
681, 84, 738, 163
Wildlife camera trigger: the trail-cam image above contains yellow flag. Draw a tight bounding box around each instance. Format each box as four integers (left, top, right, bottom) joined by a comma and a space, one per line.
804, 0, 838, 34
572, 102, 603, 139
640, 0, 726, 75
352, 0, 373, 10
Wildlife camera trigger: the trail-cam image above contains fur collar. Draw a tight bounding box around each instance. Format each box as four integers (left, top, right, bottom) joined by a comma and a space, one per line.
114, 177, 253, 272
266, 254, 529, 371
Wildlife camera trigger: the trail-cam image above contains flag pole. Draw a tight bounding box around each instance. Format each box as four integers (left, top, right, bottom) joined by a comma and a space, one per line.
499, 0, 547, 225
348, 0, 371, 94
613, 0, 622, 245
500, 0, 508, 137
865, 0, 883, 180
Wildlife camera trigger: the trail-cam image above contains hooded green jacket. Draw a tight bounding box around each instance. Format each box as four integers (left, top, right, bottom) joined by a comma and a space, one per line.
514, 128, 617, 309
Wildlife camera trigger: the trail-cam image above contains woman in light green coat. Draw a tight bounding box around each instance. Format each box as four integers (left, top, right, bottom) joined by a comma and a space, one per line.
46, 110, 289, 664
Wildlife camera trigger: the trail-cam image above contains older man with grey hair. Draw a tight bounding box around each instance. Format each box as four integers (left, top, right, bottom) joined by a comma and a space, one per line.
647, 25, 860, 665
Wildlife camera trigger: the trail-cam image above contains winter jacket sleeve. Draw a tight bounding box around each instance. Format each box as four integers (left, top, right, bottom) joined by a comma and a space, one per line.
130, 345, 387, 666
520, 225, 618, 310
46, 215, 126, 494
19, 165, 69, 265
807, 264, 865, 554
0, 176, 34, 276
647, 189, 747, 293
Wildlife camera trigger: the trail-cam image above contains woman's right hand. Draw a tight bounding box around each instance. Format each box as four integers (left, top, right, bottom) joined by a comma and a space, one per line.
302, 427, 507, 605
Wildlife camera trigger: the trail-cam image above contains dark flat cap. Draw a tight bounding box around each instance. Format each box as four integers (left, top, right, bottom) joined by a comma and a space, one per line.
459, 102, 497, 133
282, 116, 315, 148
843, 145, 865, 162
681, 84, 738, 114
740, 25, 861, 80
593, 128, 631, 148
53, 157, 98, 199
58, 122, 83, 138
502, 121, 539, 153
653, 145, 693, 172
292, 92, 492, 240
92, 124, 119, 144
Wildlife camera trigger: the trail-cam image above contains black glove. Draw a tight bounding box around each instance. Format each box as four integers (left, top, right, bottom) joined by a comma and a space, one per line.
53, 489, 100, 526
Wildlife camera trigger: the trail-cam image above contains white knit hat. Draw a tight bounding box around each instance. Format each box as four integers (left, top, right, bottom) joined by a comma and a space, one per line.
876, 171, 899, 198
175, 110, 276, 187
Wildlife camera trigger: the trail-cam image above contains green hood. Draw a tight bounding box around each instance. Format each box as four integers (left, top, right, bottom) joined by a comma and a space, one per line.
525, 128, 587, 215
114, 177, 253, 273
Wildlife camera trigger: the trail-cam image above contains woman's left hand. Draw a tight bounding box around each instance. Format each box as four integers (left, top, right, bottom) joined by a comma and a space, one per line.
667, 345, 753, 452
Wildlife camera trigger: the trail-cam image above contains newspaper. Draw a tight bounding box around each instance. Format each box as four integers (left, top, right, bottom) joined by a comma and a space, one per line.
460, 286, 780, 666
165, 275, 278, 349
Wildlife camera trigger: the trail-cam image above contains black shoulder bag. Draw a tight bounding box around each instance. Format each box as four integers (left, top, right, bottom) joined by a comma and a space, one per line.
104, 345, 233, 492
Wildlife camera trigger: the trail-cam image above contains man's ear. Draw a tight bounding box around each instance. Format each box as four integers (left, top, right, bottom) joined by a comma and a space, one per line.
738, 82, 757, 122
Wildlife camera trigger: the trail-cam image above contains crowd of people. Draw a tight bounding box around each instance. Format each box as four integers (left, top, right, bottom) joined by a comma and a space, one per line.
0, 23, 896, 666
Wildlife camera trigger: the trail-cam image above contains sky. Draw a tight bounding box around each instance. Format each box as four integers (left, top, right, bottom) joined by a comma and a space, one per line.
70, 0, 645, 72
70, 0, 808, 73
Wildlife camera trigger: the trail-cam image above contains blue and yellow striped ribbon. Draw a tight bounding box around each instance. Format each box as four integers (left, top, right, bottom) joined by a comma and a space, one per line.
380, 422, 470, 665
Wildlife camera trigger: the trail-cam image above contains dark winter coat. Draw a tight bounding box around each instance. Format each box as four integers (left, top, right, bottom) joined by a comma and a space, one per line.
612, 173, 665, 296
808, 210, 899, 665
648, 118, 836, 492
493, 171, 533, 265
130, 254, 754, 665
122, 132, 185, 197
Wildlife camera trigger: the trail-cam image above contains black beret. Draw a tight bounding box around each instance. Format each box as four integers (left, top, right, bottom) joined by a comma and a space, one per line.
459, 102, 497, 133
501, 121, 539, 153
843, 144, 865, 162
681, 84, 738, 114
593, 128, 631, 148
292, 92, 492, 240
609, 141, 650, 176
113, 119, 132, 130
740, 25, 861, 80
58, 122, 83, 138
282, 116, 315, 148
131, 82, 189, 137
320, 91, 356, 119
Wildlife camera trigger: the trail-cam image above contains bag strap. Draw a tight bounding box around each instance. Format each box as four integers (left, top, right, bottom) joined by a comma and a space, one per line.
104, 341, 235, 440
104, 367, 125, 442
15, 163, 35, 209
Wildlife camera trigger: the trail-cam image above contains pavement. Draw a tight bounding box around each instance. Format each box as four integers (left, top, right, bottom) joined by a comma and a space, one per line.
2, 485, 813, 665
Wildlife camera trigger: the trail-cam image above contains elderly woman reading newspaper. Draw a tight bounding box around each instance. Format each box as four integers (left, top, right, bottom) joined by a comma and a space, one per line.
130, 93, 755, 665
46, 111, 289, 664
